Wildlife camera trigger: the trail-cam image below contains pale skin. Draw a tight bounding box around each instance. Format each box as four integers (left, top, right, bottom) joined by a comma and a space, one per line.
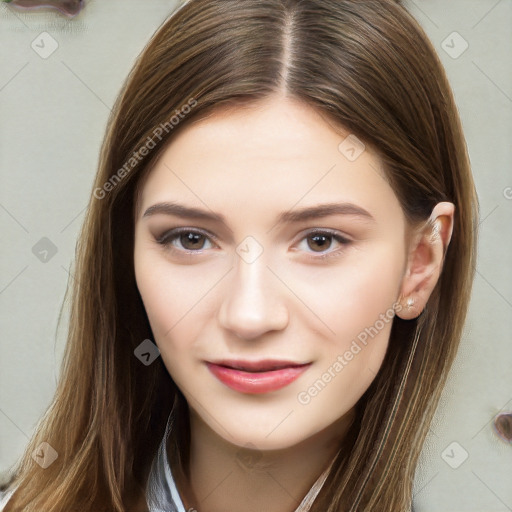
133, 94, 454, 512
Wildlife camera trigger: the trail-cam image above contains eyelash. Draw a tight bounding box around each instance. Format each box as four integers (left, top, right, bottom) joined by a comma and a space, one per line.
155, 227, 352, 261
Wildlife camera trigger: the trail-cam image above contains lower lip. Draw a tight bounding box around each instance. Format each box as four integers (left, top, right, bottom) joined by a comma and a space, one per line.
206, 362, 311, 394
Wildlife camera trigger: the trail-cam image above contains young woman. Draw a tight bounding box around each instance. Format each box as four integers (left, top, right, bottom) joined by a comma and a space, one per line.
1, 0, 478, 510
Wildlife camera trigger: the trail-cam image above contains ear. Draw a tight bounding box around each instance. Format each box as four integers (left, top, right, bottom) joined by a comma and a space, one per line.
395, 202, 455, 320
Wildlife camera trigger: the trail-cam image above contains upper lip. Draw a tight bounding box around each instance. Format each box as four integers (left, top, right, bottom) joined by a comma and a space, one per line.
207, 359, 311, 372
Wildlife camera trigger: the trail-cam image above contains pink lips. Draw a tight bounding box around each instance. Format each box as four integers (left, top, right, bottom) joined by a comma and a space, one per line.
205, 359, 311, 394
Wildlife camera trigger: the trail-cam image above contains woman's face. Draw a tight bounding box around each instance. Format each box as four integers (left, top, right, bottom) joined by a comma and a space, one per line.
134, 95, 410, 450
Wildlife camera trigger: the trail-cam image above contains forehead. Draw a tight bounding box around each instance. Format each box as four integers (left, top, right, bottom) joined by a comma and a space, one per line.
136, 95, 404, 230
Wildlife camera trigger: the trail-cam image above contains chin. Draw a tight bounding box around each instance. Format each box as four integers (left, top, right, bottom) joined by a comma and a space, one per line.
227, 428, 308, 452
202, 409, 322, 452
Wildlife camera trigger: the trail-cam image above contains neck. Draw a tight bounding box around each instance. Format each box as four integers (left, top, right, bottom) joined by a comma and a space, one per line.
169, 408, 356, 512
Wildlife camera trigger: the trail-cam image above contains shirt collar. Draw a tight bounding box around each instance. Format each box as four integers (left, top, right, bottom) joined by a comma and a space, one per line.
146, 412, 186, 512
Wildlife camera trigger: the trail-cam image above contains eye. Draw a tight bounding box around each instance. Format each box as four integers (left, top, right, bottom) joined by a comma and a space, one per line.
295, 229, 352, 260
156, 228, 217, 254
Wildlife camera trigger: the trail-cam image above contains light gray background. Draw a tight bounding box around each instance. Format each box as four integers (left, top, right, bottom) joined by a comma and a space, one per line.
0, 1, 511, 511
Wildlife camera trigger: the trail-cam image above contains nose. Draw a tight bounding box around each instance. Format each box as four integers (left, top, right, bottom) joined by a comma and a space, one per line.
218, 252, 289, 340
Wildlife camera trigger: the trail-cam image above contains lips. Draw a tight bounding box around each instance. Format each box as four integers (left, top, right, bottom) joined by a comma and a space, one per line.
212, 359, 307, 372
205, 359, 311, 394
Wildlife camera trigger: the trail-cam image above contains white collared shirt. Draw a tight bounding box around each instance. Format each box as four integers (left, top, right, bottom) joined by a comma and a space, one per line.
0, 488, 14, 511
146, 412, 187, 512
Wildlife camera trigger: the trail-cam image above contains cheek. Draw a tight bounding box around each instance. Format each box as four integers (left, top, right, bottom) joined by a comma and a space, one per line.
277, 243, 404, 343
135, 249, 221, 335
134, 268, 197, 389
134, 251, 221, 384
293, 257, 401, 422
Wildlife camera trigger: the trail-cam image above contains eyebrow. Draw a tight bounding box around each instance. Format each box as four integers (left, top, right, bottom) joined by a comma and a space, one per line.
142, 201, 376, 229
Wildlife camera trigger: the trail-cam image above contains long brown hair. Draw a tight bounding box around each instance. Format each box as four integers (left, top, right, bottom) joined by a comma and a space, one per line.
4, 0, 478, 510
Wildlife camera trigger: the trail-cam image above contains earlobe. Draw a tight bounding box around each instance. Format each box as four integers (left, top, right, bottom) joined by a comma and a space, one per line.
395, 202, 455, 320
